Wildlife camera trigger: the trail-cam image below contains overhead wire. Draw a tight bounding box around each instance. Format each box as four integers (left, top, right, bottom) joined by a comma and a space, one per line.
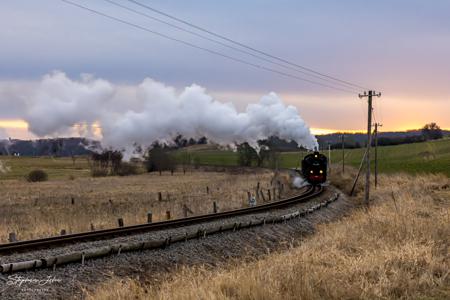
104, 0, 360, 92
60, 0, 358, 94
127, 0, 369, 91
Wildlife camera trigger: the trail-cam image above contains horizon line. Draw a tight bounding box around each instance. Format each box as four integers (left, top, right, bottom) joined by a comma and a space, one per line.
1, 119, 449, 139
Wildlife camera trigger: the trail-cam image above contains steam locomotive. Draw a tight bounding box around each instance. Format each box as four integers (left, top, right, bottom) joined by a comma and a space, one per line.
301, 151, 328, 185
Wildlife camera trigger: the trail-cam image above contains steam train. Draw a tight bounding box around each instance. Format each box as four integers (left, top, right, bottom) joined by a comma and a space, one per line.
301, 151, 328, 185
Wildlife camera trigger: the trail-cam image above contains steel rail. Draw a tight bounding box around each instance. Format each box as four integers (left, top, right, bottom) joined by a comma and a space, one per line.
0, 185, 323, 254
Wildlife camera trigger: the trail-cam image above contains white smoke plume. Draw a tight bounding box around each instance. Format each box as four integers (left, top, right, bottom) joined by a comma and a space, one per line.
2, 71, 318, 155
293, 176, 308, 188
0, 128, 8, 140
0, 132, 11, 173
0, 129, 12, 155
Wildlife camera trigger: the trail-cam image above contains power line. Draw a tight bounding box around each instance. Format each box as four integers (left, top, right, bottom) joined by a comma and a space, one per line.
127, 0, 368, 91
104, 0, 360, 92
59, 0, 358, 94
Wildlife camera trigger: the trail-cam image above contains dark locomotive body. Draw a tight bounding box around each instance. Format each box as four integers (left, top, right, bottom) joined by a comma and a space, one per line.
301, 151, 328, 185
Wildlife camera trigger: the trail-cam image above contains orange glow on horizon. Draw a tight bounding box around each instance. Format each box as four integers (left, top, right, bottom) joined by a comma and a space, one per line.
0, 119, 28, 129
310, 128, 366, 135
1, 119, 448, 138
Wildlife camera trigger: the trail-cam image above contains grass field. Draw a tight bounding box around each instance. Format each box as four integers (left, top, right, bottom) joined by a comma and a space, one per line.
88, 172, 450, 300
0, 156, 90, 180
177, 138, 450, 177
283, 137, 450, 176
0, 138, 448, 182
0, 143, 448, 298
0, 170, 284, 243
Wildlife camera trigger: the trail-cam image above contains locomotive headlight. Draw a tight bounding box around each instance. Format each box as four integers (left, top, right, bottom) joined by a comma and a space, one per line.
310, 170, 313, 174
320, 170, 323, 174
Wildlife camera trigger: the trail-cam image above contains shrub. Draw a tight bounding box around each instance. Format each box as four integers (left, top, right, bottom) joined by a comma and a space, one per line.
26, 169, 48, 182
146, 146, 176, 173
117, 162, 140, 176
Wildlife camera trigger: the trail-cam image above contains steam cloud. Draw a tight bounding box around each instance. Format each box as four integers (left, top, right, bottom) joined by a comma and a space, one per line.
0, 128, 8, 140
293, 176, 308, 188
2, 71, 318, 155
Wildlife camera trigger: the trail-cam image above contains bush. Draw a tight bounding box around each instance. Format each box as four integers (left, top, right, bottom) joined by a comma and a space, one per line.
26, 169, 48, 182
146, 146, 176, 173
117, 162, 140, 176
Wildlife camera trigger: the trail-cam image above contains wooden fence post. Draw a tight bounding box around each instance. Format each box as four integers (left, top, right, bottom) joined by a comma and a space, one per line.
268, 189, 272, 201
277, 180, 281, 199
213, 201, 218, 213
158, 192, 162, 202
262, 190, 267, 202
8, 232, 16, 243
183, 205, 193, 217
118, 218, 124, 227
60, 229, 66, 235
147, 211, 153, 223
166, 210, 171, 220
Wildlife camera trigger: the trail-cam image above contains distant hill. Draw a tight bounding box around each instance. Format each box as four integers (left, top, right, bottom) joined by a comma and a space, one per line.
0, 138, 97, 157
1, 130, 448, 156
316, 130, 450, 149
257, 130, 450, 151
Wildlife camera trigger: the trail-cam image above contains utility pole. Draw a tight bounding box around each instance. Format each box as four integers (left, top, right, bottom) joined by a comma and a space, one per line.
374, 122, 383, 188
358, 90, 381, 205
341, 134, 345, 173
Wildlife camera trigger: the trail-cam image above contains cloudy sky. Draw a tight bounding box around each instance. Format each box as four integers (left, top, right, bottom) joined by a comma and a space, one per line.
1, 0, 449, 139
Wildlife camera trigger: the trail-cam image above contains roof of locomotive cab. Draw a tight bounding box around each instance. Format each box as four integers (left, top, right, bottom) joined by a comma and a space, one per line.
303, 151, 328, 162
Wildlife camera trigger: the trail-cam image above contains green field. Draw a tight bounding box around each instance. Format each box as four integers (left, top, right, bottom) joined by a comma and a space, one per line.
1, 138, 449, 181
0, 156, 90, 180
282, 138, 450, 176
177, 138, 450, 177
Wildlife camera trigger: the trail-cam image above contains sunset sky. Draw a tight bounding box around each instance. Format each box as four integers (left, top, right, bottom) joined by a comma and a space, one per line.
1, 0, 449, 140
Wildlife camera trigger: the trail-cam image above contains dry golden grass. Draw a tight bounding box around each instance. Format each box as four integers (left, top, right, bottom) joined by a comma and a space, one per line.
0, 169, 283, 243
88, 172, 450, 300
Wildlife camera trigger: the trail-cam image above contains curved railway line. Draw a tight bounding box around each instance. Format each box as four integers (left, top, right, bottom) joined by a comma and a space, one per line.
0, 185, 321, 254
0, 185, 338, 274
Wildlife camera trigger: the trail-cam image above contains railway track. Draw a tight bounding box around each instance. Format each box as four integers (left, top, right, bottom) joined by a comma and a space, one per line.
0, 185, 342, 274
0, 185, 323, 255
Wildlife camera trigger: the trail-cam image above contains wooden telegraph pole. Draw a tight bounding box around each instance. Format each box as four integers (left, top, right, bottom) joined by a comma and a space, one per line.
374, 122, 383, 188
358, 91, 381, 205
